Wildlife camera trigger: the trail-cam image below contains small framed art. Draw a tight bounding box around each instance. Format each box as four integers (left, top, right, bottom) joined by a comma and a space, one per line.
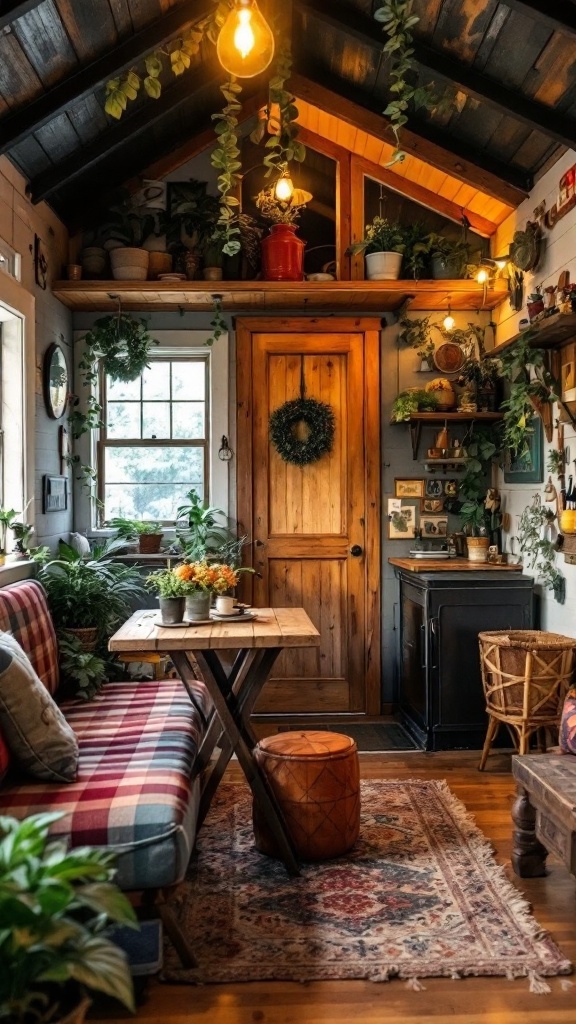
421, 514, 448, 537
504, 416, 543, 484
425, 478, 443, 498
395, 479, 425, 499
422, 498, 444, 513
388, 499, 418, 539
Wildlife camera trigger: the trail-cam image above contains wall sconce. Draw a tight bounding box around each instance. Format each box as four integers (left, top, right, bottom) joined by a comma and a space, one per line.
217, 0, 275, 78
443, 296, 455, 332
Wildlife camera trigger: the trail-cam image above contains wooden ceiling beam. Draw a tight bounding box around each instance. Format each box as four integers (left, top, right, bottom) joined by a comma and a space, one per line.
291, 71, 530, 207
503, 0, 576, 38
0, 0, 210, 157
28, 60, 224, 204
0, 1, 43, 32
296, 0, 576, 150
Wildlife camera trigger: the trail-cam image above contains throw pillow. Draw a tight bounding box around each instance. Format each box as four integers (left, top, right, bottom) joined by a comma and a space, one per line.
0, 631, 79, 782
559, 689, 576, 755
69, 532, 91, 556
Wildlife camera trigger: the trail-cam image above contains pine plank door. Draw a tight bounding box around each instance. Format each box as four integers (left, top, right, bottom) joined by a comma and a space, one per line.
236, 317, 381, 717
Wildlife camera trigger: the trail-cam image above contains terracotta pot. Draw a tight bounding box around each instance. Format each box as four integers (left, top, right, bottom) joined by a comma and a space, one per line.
139, 533, 163, 553
466, 537, 490, 563
66, 264, 82, 280
110, 247, 149, 281
203, 267, 223, 281
148, 251, 172, 279
261, 224, 305, 281
64, 627, 98, 651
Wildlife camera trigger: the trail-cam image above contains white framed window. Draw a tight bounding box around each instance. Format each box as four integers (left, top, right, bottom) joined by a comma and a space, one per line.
0, 306, 26, 514
74, 330, 229, 531
0, 237, 22, 282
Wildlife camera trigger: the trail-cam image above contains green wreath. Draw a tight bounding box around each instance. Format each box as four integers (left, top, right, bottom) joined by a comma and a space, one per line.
269, 397, 335, 466
84, 313, 157, 382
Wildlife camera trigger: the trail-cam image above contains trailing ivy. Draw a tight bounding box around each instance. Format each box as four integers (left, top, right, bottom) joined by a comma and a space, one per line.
250, 45, 306, 182
211, 77, 243, 256
498, 331, 557, 462
374, 1, 439, 164
518, 493, 565, 603
206, 296, 227, 347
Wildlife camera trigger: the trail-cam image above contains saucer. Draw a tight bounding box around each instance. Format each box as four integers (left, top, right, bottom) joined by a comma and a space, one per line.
210, 610, 258, 622
158, 273, 186, 281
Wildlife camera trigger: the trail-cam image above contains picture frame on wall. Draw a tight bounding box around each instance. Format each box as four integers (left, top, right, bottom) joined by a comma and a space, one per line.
503, 416, 543, 484
388, 500, 418, 539
421, 498, 444, 513
421, 514, 448, 537
395, 478, 425, 498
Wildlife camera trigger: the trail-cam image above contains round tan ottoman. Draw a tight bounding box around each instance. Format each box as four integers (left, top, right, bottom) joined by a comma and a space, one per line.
253, 730, 360, 862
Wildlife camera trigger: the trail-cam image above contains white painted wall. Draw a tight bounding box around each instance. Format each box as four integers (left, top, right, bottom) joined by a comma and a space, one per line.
493, 150, 576, 635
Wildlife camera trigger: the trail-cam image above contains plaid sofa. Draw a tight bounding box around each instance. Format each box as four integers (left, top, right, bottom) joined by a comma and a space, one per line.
0, 580, 211, 891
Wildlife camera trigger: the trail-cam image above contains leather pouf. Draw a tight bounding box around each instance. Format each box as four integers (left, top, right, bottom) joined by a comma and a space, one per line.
253, 731, 360, 862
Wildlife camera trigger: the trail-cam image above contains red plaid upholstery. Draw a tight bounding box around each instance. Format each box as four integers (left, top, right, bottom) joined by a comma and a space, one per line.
0, 580, 59, 695
0, 723, 9, 782
1, 678, 211, 890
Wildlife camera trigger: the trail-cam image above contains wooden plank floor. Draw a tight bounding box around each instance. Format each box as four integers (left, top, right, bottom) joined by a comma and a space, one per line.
99, 752, 576, 1024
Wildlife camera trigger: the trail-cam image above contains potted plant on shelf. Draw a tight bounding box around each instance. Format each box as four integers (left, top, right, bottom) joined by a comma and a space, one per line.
421, 233, 470, 280
145, 567, 188, 625
458, 356, 501, 411
10, 520, 34, 559
109, 517, 164, 554
348, 217, 406, 280
0, 812, 136, 1024
166, 179, 220, 280
391, 388, 439, 422
425, 376, 456, 411
201, 228, 226, 281
255, 185, 307, 282
99, 189, 155, 281
0, 506, 20, 565
175, 489, 247, 565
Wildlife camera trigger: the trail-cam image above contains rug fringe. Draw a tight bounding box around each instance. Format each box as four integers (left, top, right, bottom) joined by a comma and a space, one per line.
528, 970, 552, 994
405, 977, 426, 991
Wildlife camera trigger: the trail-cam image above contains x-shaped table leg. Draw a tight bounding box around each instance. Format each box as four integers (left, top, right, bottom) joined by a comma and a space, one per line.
169, 647, 300, 876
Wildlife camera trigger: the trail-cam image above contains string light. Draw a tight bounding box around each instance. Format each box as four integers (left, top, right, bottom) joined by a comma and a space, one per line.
443, 296, 455, 332
217, 0, 275, 78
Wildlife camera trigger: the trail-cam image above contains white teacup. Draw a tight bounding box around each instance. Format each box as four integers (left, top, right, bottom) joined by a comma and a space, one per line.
215, 595, 235, 615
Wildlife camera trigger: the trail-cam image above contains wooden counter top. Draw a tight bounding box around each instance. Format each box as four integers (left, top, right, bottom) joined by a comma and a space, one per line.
388, 557, 523, 572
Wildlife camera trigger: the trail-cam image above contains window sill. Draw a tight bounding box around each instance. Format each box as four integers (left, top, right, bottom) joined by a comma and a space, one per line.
0, 560, 35, 585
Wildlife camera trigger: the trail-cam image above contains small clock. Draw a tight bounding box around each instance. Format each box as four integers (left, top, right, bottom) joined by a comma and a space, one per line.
43, 343, 69, 419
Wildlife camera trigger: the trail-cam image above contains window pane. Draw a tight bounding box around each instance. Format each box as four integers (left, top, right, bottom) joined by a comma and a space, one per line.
172, 402, 205, 439
105, 445, 204, 484
107, 402, 141, 439
142, 362, 170, 400
142, 402, 170, 438
107, 376, 141, 401
172, 361, 205, 400
105, 482, 204, 521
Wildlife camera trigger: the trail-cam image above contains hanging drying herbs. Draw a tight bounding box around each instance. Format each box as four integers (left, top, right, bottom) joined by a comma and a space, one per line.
270, 397, 335, 466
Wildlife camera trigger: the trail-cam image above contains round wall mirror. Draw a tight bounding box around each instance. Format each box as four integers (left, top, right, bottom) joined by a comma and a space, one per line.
43, 343, 69, 419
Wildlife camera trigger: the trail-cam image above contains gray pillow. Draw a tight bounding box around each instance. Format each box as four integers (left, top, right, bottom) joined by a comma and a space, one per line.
0, 632, 79, 782
69, 532, 91, 556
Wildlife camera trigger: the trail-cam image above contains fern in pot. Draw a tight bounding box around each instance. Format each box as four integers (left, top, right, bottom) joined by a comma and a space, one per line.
0, 813, 136, 1024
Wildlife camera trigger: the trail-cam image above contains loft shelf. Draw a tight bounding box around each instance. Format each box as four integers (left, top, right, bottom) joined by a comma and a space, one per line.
390, 411, 504, 459
51, 278, 509, 313
490, 311, 576, 357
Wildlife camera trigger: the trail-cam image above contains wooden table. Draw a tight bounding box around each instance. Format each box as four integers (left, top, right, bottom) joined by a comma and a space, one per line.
511, 753, 576, 879
109, 607, 320, 875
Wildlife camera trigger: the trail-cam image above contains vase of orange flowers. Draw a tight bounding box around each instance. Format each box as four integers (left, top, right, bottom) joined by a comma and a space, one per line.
173, 561, 241, 621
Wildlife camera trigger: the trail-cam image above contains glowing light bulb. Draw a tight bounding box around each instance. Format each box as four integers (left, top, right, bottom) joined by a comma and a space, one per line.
443, 313, 455, 331
275, 175, 294, 202
217, 0, 275, 78
476, 268, 489, 284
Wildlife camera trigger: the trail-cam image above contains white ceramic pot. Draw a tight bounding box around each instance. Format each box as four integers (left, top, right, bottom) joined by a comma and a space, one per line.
110, 247, 149, 281
365, 251, 403, 281
215, 595, 234, 615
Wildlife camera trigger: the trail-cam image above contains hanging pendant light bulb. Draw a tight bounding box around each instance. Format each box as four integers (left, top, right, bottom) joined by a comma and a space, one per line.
275, 173, 294, 202
443, 297, 455, 332
476, 268, 489, 284
216, 0, 275, 78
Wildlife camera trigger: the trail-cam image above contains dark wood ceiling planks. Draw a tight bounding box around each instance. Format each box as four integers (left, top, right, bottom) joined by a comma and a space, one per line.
0, 0, 573, 223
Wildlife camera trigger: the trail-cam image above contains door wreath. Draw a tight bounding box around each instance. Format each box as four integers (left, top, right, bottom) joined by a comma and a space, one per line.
269, 396, 335, 466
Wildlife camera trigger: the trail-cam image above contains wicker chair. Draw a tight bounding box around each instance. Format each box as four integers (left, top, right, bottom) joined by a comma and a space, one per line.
478, 630, 576, 770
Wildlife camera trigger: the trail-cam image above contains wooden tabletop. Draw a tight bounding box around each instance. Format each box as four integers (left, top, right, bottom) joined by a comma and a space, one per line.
109, 607, 320, 652
388, 557, 524, 572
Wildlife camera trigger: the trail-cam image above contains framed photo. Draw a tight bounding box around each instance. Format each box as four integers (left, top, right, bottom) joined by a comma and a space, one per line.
444, 478, 458, 496
388, 501, 418, 540
425, 478, 444, 498
421, 498, 444, 513
504, 416, 543, 484
395, 478, 425, 499
421, 514, 448, 537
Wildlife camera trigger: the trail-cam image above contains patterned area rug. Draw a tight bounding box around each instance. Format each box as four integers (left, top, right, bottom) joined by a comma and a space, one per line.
164, 780, 571, 987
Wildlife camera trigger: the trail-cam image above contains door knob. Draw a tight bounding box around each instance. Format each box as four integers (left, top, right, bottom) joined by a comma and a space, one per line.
350, 545, 363, 557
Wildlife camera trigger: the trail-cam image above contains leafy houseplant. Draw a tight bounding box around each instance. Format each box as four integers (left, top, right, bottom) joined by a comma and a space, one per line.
109, 518, 164, 554
145, 568, 188, 624
0, 507, 20, 564
348, 217, 406, 280
518, 493, 564, 602
37, 540, 146, 657
57, 633, 108, 702
398, 315, 435, 369
392, 388, 439, 422
11, 521, 34, 559
175, 489, 247, 567
459, 499, 491, 562
498, 331, 556, 464
420, 233, 470, 279
0, 813, 136, 1024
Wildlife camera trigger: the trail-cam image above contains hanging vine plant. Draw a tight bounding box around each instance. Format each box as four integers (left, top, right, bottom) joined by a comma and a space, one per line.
270, 397, 335, 466
211, 76, 243, 256
497, 330, 558, 462
250, 44, 306, 181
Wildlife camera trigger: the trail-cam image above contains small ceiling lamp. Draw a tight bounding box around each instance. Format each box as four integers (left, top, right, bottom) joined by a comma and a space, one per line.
275, 173, 294, 202
217, 0, 275, 78
443, 296, 455, 332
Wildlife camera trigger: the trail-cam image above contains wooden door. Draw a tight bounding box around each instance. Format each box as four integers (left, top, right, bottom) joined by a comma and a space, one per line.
237, 317, 381, 717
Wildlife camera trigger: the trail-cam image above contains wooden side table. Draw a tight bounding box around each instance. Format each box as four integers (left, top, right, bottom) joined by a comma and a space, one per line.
511, 753, 576, 879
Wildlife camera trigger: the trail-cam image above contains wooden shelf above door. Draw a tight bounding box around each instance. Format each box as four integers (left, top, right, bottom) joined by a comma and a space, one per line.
51, 278, 509, 313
